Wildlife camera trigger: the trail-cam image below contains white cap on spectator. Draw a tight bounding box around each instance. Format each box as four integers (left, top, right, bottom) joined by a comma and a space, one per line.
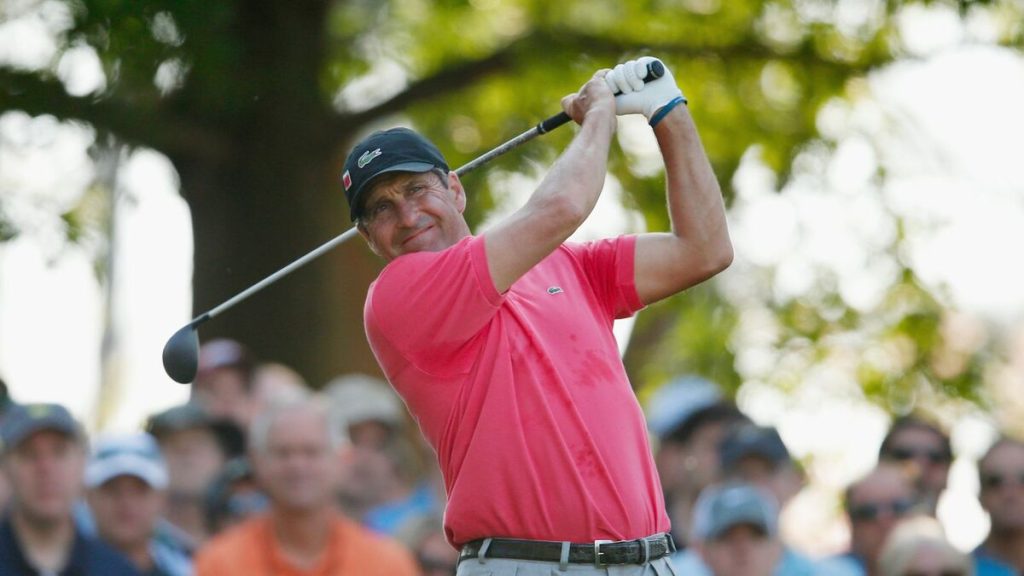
85, 432, 169, 490
323, 373, 404, 429
644, 375, 723, 439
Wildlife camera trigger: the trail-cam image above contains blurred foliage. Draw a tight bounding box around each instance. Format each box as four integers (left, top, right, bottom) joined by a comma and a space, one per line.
1, 0, 1022, 408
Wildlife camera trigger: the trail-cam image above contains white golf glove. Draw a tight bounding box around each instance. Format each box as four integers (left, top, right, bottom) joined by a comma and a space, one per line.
604, 56, 686, 126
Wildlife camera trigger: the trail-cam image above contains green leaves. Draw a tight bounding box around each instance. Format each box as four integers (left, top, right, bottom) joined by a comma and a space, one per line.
5, 0, 1019, 409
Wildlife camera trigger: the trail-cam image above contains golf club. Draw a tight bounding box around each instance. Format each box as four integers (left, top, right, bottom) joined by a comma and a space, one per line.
162, 60, 665, 383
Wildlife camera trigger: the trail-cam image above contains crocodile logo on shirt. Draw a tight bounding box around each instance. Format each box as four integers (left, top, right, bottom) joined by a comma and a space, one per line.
547, 286, 563, 295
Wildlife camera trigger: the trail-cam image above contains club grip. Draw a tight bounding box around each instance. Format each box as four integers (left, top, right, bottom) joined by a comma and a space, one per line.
536, 59, 667, 134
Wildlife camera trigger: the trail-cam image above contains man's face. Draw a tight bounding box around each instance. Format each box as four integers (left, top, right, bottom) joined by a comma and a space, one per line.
255, 409, 338, 511
698, 524, 779, 576
979, 441, 1024, 531
337, 421, 397, 507
192, 367, 252, 427
87, 475, 164, 549
357, 171, 469, 261
158, 427, 226, 494
683, 422, 731, 491
881, 426, 951, 503
2, 430, 84, 525
847, 467, 915, 563
731, 456, 803, 507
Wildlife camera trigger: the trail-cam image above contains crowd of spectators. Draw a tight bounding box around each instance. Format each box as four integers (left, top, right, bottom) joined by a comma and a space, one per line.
646, 375, 1023, 576
0, 348, 1021, 576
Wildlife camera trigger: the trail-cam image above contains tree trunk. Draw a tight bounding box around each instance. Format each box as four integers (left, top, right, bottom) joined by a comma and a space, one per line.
177, 134, 384, 388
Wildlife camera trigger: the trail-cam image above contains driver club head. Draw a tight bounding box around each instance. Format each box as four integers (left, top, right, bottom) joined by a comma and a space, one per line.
162, 324, 200, 384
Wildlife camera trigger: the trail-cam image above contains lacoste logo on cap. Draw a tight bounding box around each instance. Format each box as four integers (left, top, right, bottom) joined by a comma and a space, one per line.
358, 148, 382, 168
547, 286, 563, 295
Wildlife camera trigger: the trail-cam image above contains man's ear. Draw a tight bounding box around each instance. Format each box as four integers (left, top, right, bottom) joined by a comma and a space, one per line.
356, 222, 383, 258
448, 171, 466, 214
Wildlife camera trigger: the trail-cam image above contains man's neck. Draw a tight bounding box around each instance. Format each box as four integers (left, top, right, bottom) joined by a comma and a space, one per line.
271, 505, 336, 570
11, 509, 76, 573
984, 528, 1024, 570
118, 539, 154, 572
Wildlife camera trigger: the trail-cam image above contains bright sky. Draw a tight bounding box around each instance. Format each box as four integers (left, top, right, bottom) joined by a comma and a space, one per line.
2, 0, 1023, 555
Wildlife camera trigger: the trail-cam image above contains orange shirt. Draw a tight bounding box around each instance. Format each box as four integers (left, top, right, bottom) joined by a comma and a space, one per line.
194, 513, 419, 576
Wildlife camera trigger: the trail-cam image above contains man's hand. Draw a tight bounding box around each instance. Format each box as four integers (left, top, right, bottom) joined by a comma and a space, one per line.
605, 56, 685, 122
560, 70, 617, 127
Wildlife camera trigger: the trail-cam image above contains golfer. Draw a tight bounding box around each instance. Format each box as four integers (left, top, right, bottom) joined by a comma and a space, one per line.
342, 56, 732, 575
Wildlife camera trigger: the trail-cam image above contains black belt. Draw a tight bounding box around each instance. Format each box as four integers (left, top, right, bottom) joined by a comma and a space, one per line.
459, 533, 674, 567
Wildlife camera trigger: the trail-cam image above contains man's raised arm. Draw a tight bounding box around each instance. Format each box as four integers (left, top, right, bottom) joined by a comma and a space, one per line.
611, 58, 733, 304
482, 71, 618, 294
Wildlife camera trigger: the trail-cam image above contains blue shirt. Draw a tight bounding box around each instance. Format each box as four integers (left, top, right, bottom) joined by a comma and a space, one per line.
362, 482, 440, 536
0, 514, 142, 576
672, 545, 842, 576
972, 548, 1016, 576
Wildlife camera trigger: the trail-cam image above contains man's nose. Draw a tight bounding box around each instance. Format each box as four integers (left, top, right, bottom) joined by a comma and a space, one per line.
395, 198, 421, 226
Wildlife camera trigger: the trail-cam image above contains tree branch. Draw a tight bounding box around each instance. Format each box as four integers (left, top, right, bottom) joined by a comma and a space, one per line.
1, 68, 231, 160
325, 27, 887, 149
330, 33, 538, 141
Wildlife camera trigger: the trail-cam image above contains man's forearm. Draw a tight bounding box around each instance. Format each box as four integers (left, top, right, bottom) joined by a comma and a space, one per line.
631, 105, 732, 305
529, 108, 617, 230
483, 77, 618, 293
656, 106, 732, 268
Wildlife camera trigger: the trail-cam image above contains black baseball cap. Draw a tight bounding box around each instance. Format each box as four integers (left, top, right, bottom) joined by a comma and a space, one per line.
719, 423, 790, 472
0, 403, 82, 453
342, 127, 449, 221
146, 402, 246, 458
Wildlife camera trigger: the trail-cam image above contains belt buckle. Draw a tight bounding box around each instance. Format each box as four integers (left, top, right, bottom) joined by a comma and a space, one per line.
593, 539, 612, 567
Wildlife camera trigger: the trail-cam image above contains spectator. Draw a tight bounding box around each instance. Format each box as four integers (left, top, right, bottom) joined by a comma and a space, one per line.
877, 516, 974, 576
395, 514, 458, 576
878, 415, 952, 516
251, 362, 309, 416
325, 374, 440, 535
203, 457, 268, 536
645, 375, 747, 549
194, 398, 418, 575
146, 402, 245, 549
191, 338, 257, 429
84, 432, 191, 576
324, 374, 406, 450
717, 423, 817, 575
0, 375, 13, 416
687, 482, 781, 576
719, 423, 804, 507
0, 403, 140, 575
974, 436, 1024, 574
823, 464, 918, 576
0, 375, 15, 511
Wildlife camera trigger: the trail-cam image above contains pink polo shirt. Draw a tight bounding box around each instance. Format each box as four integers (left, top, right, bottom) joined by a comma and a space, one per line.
364, 234, 669, 547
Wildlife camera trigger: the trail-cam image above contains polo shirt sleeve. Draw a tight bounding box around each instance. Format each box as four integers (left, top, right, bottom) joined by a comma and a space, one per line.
571, 235, 644, 319
365, 235, 503, 374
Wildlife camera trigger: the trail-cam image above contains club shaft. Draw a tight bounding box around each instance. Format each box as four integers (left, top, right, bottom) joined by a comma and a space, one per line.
189, 59, 668, 325
198, 227, 360, 324
190, 117, 568, 325
454, 121, 555, 177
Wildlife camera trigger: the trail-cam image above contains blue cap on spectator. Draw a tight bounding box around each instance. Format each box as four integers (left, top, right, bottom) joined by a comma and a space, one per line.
85, 433, 169, 490
692, 483, 778, 540
720, 423, 790, 472
0, 403, 81, 453
645, 375, 723, 439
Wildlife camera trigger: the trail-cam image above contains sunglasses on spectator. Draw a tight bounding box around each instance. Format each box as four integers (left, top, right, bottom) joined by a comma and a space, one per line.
883, 446, 950, 464
903, 570, 964, 576
980, 470, 1024, 490
848, 498, 915, 522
